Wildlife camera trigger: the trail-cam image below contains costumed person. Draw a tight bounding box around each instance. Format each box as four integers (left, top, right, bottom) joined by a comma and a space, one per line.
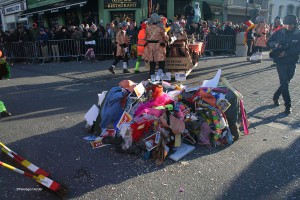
169, 23, 190, 59
84, 31, 97, 62
194, 2, 201, 23
271, 16, 284, 35
267, 15, 300, 115
143, 13, 169, 78
134, 21, 147, 74
244, 20, 255, 61
251, 17, 269, 63
108, 22, 130, 74
184, 2, 194, 31
0, 51, 12, 118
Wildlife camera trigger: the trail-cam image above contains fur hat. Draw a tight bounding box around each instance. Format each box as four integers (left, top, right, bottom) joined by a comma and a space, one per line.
151, 13, 161, 24
172, 22, 183, 34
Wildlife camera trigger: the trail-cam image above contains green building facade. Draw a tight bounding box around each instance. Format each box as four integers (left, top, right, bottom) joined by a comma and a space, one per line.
21, 0, 224, 28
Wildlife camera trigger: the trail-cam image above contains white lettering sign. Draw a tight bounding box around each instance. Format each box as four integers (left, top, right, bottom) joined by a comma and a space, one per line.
5, 4, 21, 15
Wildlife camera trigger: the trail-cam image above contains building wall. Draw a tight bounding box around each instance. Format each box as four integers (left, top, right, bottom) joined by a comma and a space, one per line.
226, 0, 271, 23
0, 0, 27, 31
269, 0, 300, 23
20, 0, 228, 28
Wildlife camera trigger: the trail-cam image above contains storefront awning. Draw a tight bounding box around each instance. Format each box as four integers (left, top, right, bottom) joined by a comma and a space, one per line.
19, 0, 87, 18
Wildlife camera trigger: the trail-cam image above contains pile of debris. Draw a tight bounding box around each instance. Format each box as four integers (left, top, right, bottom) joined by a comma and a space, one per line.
84, 70, 249, 165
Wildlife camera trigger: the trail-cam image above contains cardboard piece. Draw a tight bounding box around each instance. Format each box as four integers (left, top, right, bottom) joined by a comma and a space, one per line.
84, 104, 99, 126
134, 83, 145, 99
217, 99, 231, 112
90, 137, 110, 149
169, 143, 195, 161
144, 133, 160, 151
116, 111, 132, 129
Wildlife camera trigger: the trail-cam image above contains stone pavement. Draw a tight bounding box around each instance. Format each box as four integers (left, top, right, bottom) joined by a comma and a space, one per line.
10, 53, 300, 130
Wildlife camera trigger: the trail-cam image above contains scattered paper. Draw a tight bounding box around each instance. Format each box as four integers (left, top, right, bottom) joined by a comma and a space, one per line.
175, 72, 187, 82
169, 143, 195, 161
201, 69, 222, 88
83, 135, 97, 141
179, 186, 184, 192
84, 104, 99, 126
98, 91, 107, 106
90, 138, 110, 149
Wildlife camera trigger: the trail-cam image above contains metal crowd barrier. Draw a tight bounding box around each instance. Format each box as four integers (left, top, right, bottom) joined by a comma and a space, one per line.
204, 35, 236, 54
3, 35, 236, 62
3, 42, 36, 63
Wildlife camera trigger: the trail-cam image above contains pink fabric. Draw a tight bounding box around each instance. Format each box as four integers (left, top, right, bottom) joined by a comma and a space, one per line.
199, 122, 212, 145
240, 99, 249, 135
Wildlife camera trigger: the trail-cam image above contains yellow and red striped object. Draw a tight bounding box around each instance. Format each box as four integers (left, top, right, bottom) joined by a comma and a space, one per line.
0, 142, 49, 177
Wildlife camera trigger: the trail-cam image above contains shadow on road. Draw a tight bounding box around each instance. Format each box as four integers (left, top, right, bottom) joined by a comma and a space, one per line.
217, 136, 300, 200
0, 119, 234, 199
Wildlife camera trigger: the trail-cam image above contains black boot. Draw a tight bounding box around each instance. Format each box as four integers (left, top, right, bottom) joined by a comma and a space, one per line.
229, 123, 240, 142
273, 97, 280, 106
1, 110, 12, 118
284, 107, 292, 115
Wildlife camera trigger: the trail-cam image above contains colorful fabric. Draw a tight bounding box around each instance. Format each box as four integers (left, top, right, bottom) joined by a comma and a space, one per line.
0, 100, 6, 112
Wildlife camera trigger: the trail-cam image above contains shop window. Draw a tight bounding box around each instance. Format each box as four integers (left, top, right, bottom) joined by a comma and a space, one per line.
82, 0, 99, 25
174, 0, 192, 19
7, 23, 16, 32
297, 7, 300, 20
278, 5, 284, 18
151, 0, 167, 17
286, 4, 295, 15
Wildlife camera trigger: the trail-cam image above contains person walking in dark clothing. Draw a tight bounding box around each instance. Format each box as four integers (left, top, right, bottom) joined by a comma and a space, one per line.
267, 15, 300, 114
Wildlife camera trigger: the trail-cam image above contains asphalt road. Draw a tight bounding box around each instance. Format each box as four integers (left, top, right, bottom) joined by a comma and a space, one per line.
0, 54, 299, 200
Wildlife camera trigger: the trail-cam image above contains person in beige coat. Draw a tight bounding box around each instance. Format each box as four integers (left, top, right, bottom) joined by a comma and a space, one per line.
108, 22, 130, 74
251, 18, 269, 63
143, 13, 169, 77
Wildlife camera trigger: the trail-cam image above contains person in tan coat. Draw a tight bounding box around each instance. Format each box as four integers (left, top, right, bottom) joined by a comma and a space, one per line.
108, 22, 130, 74
143, 13, 169, 77
251, 17, 269, 63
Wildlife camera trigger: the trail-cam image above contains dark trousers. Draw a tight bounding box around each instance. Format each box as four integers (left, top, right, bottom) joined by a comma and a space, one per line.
253, 46, 262, 54
112, 55, 128, 66
149, 61, 165, 76
273, 63, 296, 108
247, 39, 253, 57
